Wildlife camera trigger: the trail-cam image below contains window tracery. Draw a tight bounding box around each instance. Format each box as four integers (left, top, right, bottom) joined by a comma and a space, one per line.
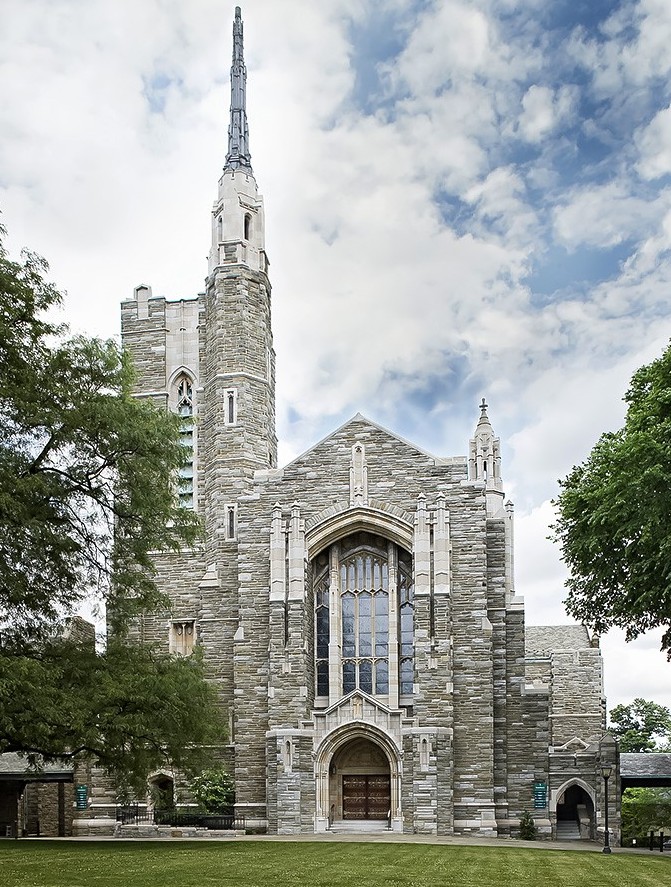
313, 533, 414, 702
170, 620, 195, 656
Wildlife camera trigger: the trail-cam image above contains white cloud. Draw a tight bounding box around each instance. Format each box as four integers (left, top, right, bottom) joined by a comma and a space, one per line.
518, 84, 576, 144
553, 181, 658, 250
3, 0, 671, 714
636, 104, 671, 180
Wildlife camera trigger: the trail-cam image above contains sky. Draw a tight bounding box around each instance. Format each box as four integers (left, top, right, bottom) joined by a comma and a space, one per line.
2, 0, 671, 715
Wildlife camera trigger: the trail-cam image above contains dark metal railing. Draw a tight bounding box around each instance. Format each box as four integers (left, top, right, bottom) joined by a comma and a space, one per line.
115, 806, 244, 831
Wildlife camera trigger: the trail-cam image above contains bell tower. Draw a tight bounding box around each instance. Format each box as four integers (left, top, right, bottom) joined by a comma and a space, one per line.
200, 6, 277, 545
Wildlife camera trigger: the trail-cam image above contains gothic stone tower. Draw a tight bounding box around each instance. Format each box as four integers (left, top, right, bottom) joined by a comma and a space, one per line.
110, 7, 614, 840
119, 6, 276, 818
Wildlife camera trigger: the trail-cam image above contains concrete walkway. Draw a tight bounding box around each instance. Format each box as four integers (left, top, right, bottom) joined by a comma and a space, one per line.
13, 831, 671, 856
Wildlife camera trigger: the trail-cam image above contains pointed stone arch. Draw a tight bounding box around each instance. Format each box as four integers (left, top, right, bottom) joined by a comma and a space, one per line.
167, 364, 196, 389
306, 503, 413, 560
550, 776, 595, 813
148, 772, 175, 812
314, 720, 402, 831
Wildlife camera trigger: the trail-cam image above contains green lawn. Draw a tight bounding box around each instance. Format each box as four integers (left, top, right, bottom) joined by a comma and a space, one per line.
1, 840, 670, 887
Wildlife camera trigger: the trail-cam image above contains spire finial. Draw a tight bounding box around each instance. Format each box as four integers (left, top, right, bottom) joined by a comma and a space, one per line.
224, 6, 253, 174
477, 397, 490, 426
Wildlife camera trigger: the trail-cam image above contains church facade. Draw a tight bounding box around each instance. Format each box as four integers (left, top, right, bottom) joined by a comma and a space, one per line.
94, 8, 620, 839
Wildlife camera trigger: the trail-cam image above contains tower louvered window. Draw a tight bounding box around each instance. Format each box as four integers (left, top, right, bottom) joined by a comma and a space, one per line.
175, 375, 194, 509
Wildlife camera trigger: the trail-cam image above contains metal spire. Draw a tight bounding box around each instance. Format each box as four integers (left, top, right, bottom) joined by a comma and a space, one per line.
224, 7, 253, 173
477, 397, 491, 427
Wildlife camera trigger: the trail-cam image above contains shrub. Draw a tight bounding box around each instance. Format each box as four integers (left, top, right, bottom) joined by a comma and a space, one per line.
519, 810, 537, 840
191, 767, 235, 813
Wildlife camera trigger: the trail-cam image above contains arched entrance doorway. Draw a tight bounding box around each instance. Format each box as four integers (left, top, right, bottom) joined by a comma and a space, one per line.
331, 737, 390, 822
555, 781, 595, 840
148, 775, 174, 814
314, 722, 401, 831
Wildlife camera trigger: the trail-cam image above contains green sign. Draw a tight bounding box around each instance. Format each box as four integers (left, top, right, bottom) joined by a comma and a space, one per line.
533, 781, 547, 809
75, 784, 88, 810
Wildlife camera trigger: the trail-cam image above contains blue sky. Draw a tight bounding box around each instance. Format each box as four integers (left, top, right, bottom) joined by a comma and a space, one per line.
3, 0, 671, 710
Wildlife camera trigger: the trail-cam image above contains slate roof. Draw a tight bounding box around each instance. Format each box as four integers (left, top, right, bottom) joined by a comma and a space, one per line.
525, 625, 592, 654
620, 753, 671, 780
0, 752, 74, 781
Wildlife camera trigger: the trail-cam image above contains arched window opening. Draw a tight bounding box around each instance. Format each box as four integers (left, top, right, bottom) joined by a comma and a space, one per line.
175, 375, 194, 509
225, 388, 237, 425
341, 549, 389, 695
315, 559, 330, 697
313, 532, 413, 701
226, 504, 237, 540
243, 213, 251, 241
398, 549, 414, 697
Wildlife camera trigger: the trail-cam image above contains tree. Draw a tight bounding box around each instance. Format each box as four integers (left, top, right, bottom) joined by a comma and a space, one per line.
0, 226, 200, 636
0, 636, 222, 794
620, 787, 671, 843
609, 698, 671, 753
552, 341, 671, 654
0, 223, 223, 790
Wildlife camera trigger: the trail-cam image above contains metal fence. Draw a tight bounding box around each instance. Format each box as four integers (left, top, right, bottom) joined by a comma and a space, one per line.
116, 806, 244, 831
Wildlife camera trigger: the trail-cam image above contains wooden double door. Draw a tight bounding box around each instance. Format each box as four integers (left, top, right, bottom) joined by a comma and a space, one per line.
342, 774, 391, 820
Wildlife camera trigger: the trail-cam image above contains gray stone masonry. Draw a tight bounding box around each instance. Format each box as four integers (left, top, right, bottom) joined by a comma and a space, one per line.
221, 414, 548, 835
111, 49, 613, 836
114, 291, 611, 839
526, 625, 605, 747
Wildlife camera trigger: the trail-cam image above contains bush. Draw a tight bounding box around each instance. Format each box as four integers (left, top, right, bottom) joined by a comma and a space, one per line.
519, 810, 537, 840
191, 767, 235, 813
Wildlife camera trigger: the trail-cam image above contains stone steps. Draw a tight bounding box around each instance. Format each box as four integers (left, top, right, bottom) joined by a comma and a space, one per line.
556, 821, 581, 840
329, 820, 391, 834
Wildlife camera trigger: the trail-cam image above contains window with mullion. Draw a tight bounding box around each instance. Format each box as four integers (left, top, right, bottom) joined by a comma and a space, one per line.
341, 552, 389, 695
315, 569, 330, 697
313, 535, 414, 702
399, 554, 414, 696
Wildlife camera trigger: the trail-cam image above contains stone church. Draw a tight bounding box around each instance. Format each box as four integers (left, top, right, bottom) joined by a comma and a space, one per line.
86, 8, 620, 839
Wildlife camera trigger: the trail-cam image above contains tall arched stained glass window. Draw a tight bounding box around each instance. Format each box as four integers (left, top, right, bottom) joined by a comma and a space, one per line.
313, 533, 413, 701
340, 549, 389, 695
398, 550, 414, 697
175, 374, 194, 509
315, 562, 330, 697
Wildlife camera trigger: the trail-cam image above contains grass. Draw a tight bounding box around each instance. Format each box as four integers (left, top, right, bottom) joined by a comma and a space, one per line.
1, 840, 670, 887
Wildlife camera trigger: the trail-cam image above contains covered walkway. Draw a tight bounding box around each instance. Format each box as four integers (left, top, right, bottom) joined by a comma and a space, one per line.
620, 753, 671, 791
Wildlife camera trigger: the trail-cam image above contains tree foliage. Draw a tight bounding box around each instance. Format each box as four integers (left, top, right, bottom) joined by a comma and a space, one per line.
0, 224, 200, 638
518, 810, 537, 840
621, 787, 671, 842
0, 635, 222, 794
0, 223, 223, 789
609, 698, 671, 753
552, 342, 671, 653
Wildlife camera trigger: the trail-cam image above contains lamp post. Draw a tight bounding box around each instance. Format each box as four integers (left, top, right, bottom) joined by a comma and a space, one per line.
601, 764, 613, 854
